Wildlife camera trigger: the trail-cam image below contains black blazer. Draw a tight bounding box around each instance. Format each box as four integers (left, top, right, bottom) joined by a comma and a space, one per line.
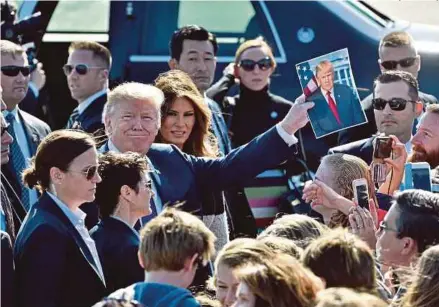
328, 137, 374, 165
90, 216, 143, 295
68, 93, 107, 135
1, 231, 14, 307
1, 109, 51, 222
14, 192, 106, 307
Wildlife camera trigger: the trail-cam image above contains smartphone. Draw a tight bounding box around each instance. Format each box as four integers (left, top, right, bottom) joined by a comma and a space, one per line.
373, 136, 393, 159
411, 162, 432, 191
352, 178, 369, 208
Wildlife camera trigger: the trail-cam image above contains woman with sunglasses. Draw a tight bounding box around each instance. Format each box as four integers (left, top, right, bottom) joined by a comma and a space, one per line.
14, 130, 106, 307
207, 37, 292, 148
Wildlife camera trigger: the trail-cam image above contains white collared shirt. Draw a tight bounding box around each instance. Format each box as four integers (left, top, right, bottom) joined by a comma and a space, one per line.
2, 107, 38, 206
46, 191, 105, 283
405, 139, 412, 155
321, 88, 337, 106
77, 89, 107, 116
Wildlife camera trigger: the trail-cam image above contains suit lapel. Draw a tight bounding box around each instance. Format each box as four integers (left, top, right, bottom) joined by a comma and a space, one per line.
18, 110, 39, 156
39, 193, 105, 285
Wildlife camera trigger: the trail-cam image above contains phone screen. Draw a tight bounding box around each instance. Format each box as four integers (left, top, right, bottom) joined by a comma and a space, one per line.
374, 137, 392, 159
355, 184, 369, 208
412, 168, 432, 191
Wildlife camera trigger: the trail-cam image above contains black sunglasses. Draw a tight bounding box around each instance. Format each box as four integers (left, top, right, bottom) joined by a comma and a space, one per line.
1, 65, 31, 77
372, 98, 415, 111
1, 123, 10, 137
239, 57, 273, 72
63, 64, 105, 76
69, 165, 99, 180
380, 57, 417, 70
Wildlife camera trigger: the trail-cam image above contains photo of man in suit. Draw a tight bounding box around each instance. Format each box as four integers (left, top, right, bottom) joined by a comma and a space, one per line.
307, 60, 366, 138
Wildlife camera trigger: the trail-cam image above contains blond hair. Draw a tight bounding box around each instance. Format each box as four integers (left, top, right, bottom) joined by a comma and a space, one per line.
69, 41, 112, 69
0, 40, 25, 59
139, 207, 216, 271
379, 31, 417, 56
236, 254, 323, 307
234, 36, 276, 69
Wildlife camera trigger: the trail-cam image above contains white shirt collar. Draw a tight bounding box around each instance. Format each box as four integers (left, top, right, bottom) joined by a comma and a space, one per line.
46, 191, 86, 226
77, 89, 107, 115
405, 139, 412, 154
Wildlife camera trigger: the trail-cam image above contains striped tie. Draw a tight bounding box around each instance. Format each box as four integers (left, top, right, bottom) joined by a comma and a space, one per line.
5, 113, 30, 210
66, 108, 79, 129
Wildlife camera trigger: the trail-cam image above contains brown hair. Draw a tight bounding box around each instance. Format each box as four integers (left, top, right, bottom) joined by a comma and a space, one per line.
139, 207, 216, 271
302, 229, 377, 294
0, 40, 25, 59
22, 130, 96, 193
258, 214, 328, 248
379, 31, 417, 56
399, 245, 439, 307
95, 151, 149, 218
154, 70, 218, 157
236, 254, 323, 307
257, 236, 303, 259
69, 41, 112, 69
321, 154, 377, 228
234, 36, 276, 70
315, 288, 387, 307
373, 70, 419, 102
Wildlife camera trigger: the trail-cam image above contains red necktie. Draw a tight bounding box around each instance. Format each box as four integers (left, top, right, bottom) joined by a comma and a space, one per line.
327, 91, 342, 125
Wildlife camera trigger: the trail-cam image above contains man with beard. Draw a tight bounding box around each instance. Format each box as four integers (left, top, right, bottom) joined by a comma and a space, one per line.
329, 70, 423, 165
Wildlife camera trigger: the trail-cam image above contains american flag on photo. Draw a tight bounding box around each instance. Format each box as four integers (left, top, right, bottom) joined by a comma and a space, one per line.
296, 62, 318, 98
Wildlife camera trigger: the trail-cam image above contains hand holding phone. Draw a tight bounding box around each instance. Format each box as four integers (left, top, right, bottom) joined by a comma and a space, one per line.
373, 136, 393, 160
352, 178, 369, 208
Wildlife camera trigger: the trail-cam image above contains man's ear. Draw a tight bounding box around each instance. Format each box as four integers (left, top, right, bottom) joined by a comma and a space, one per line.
50, 167, 64, 184
120, 184, 132, 198
416, 55, 421, 73
169, 58, 178, 70
100, 69, 109, 83
401, 237, 417, 257
138, 251, 145, 269
415, 101, 424, 117
184, 253, 199, 272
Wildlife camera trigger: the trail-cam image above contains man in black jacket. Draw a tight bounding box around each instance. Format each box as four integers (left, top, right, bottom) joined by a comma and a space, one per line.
339, 31, 437, 145
64, 41, 110, 136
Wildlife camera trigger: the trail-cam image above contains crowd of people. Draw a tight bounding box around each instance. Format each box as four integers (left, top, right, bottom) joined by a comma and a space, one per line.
1, 23, 439, 307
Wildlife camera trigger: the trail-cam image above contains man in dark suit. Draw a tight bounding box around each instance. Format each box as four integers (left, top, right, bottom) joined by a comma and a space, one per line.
100, 82, 312, 224
329, 71, 423, 165
307, 60, 365, 137
64, 41, 110, 135
90, 152, 151, 294
339, 31, 438, 145
1, 40, 51, 215
169, 25, 259, 237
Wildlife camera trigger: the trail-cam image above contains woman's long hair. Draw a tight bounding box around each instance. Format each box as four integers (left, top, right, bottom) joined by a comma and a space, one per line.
399, 245, 439, 307
154, 70, 218, 157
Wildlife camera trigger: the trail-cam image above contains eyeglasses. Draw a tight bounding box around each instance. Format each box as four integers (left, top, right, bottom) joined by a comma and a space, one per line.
380, 57, 417, 70
238, 57, 273, 72
378, 221, 398, 233
372, 98, 415, 111
63, 64, 106, 76
1, 123, 10, 137
1, 65, 31, 77
69, 165, 99, 180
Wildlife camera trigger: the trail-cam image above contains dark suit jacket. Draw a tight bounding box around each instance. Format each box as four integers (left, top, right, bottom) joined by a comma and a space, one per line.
307, 84, 365, 137
1, 109, 51, 222
68, 93, 107, 135
1, 231, 14, 307
14, 192, 106, 307
205, 96, 232, 155
90, 217, 143, 295
328, 137, 374, 165
339, 91, 438, 145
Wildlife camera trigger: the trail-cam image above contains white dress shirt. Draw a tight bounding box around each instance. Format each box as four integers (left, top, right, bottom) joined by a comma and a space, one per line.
46, 191, 105, 283
321, 87, 337, 105
2, 107, 38, 205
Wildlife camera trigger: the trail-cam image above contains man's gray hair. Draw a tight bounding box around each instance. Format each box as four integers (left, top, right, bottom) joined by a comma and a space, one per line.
102, 82, 164, 126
